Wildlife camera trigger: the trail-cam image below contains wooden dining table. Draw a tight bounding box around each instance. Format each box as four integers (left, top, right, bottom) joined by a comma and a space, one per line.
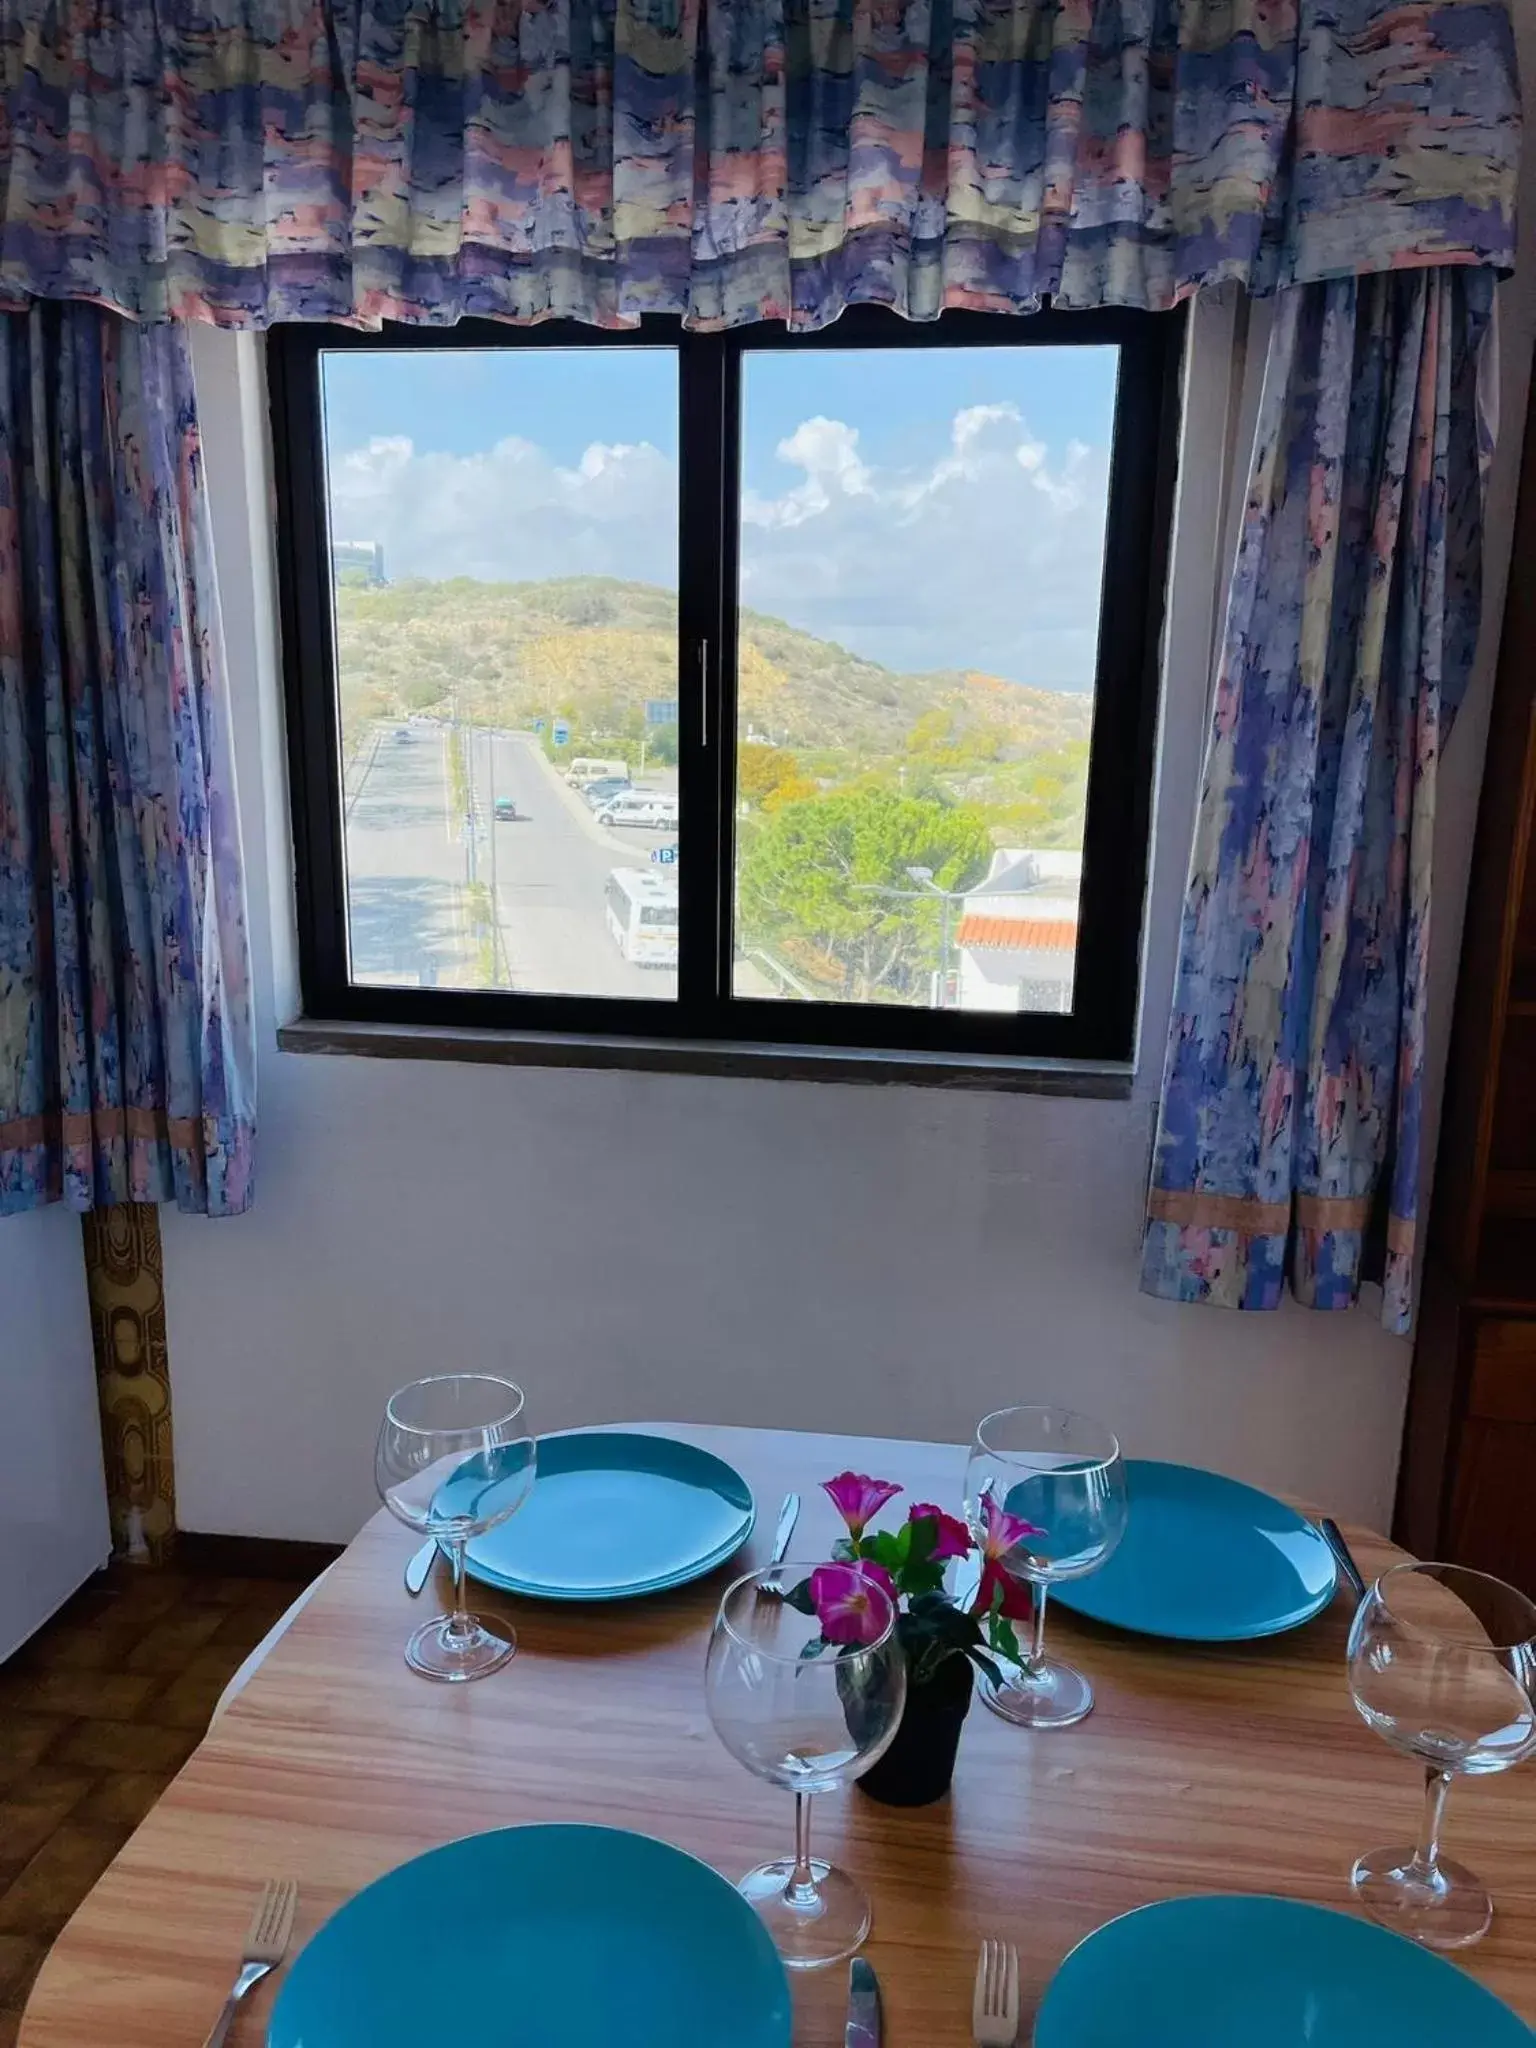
18, 1422, 1536, 2045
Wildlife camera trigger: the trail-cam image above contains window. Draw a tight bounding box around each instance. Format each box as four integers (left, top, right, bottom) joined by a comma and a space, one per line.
271, 306, 1180, 1068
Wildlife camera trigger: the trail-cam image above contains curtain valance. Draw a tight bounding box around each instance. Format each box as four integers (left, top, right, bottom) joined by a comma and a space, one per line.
0, 0, 1518, 332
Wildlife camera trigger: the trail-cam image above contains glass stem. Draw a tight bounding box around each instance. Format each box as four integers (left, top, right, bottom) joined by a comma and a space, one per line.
784, 1793, 819, 1907
1409, 1767, 1453, 1888
1025, 1582, 1050, 1675
446, 1537, 475, 1645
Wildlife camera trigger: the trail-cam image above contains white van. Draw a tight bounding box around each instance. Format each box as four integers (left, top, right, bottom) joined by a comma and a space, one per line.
566, 757, 629, 788
596, 792, 679, 831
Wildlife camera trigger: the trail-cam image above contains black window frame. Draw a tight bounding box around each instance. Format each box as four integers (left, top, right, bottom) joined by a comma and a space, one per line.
269, 303, 1183, 1068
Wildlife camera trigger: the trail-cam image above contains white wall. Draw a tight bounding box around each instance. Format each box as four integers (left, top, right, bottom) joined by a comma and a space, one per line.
165, 94, 1536, 1542
0, 1208, 110, 1656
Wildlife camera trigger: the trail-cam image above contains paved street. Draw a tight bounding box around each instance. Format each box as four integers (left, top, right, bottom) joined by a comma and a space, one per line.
344, 721, 680, 1000
468, 731, 677, 1001
345, 724, 474, 987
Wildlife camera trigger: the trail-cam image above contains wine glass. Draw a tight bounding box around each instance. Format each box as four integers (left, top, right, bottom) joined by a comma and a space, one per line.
1346, 1561, 1536, 1948
705, 1561, 906, 1970
963, 1404, 1127, 1730
375, 1375, 536, 1682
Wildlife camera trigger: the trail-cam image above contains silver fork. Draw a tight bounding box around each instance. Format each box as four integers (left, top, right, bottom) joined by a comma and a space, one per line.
203, 1879, 298, 2047
972, 1937, 1020, 2046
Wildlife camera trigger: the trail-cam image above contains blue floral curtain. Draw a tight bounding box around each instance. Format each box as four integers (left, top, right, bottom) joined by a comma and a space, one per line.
1141, 267, 1493, 1333
0, 0, 1518, 330
0, 303, 256, 1216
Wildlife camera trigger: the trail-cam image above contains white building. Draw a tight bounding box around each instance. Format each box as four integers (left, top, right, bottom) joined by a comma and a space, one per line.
955, 848, 1081, 1014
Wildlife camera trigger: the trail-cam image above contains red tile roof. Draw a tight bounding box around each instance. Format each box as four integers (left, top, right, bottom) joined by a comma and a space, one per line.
956, 916, 1078, 952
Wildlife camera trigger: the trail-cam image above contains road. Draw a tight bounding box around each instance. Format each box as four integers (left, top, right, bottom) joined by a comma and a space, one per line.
345, 724, 475, 987
343, 722, 680, 999
468, 731, 677, 1001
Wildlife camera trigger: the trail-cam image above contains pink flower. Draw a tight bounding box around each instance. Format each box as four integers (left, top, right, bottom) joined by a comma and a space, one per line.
810, 1562, 895, 1647
969, 1489, 1045, 1623
909, 1502, 972, 1562
822, 1471, 902, 1539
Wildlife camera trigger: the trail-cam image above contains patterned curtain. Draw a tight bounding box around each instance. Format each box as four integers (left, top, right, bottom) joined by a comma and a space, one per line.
0, 303, 256, 1216
0, 0, 1517, 331
1141, 267, 1493, 1334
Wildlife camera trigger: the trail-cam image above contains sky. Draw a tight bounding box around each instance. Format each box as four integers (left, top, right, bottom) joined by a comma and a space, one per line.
321, 341, 1119, 692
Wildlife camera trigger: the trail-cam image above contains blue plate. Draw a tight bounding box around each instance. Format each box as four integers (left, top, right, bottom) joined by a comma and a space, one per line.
457, 1431, 755, 1601
1033, 1894, 1533, 2047
269, 1825, 791, 2048
1049, 1459, 1337, 1641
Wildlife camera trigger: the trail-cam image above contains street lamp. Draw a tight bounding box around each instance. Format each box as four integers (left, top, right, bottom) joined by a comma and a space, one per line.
854, 867, 969, 1009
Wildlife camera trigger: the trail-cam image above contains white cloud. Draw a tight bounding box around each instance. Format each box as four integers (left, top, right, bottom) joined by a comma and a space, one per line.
331, 403, 1112, 689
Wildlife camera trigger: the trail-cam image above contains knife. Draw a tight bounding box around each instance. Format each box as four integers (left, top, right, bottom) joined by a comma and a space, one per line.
404, 1539, 437, 1597
1319, 1517, 1368, 1602
770, 1492, 801, 1569
845, 1957, 881, 2048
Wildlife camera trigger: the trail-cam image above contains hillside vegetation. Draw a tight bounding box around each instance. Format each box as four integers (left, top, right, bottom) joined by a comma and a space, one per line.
336, 574, 1091, 807
334, 573, 1093, 995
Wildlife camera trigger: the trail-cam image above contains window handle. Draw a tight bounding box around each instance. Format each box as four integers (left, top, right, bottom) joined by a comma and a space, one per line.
698, 637, 709, 750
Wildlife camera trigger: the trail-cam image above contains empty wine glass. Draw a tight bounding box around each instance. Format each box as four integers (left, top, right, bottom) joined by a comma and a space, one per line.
705, 1561, 906, 1969
963, 1405, 1128, 1729
375, 1375, 536, 1682
1347, 1561, 1536, 1947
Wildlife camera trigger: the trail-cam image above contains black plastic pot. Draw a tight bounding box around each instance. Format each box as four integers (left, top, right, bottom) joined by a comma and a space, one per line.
857, 1654, 974, 1807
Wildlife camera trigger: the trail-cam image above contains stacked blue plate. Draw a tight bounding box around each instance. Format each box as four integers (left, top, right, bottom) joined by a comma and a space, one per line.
454, 1431, 755, 1602
1050, 1460, 1338, 1640
1033, 1895, 1533, 2045
269, 1825, 792, 2048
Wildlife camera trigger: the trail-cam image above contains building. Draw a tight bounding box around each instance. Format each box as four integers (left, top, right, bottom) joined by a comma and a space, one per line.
955, 848, 1081, 1013
332, 538, 386, 585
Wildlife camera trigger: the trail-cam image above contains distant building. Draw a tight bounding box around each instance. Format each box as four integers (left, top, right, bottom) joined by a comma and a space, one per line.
955, 848, 1080, 1014
333, 538, 386, 586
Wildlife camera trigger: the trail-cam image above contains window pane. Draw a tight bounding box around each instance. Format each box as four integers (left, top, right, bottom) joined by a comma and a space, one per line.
321, 348, 681, 1001
731, 346, 1118, 1014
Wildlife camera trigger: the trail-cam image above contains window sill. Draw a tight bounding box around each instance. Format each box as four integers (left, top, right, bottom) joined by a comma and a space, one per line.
277, 1016, 1136, 1098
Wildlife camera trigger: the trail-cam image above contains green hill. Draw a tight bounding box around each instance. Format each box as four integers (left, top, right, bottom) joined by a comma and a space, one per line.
333, 573, 1093, 846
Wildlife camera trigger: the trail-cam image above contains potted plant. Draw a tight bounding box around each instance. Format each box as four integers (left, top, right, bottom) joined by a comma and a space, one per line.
786, 1472, 1043, 1807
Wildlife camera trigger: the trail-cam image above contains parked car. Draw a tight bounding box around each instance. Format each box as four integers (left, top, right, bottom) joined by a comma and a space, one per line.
595, 792, 680, 831
582, 777, 632, 809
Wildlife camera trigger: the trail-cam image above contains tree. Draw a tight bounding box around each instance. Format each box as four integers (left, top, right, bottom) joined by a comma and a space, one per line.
737, 786, 991, 1001
738, 742, 803, 807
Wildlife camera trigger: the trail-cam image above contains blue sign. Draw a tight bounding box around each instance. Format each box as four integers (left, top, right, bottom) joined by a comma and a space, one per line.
532, 717, 545, 734
552, 719, 570, 746
644, 698, 679, 726
650, 843, 679, 866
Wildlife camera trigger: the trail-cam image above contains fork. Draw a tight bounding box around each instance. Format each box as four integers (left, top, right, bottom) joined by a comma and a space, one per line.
203, 1879, 298, 2047
972, 1937, 1020, 2046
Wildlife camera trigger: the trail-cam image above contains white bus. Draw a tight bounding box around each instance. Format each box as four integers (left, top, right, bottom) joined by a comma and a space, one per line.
604, 869, 679, 969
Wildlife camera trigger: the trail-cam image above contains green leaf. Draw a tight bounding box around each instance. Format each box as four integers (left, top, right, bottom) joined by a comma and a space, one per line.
861, 1530, 904, 1571
799, 1636, 832, 1662
989, 1614, 1022, 1665
783, 1579, 818, 1615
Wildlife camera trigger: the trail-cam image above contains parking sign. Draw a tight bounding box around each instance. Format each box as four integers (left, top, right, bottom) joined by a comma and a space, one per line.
552, 718, 570, 745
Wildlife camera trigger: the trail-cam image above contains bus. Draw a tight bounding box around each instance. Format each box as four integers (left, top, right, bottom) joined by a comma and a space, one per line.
566, 756, 629, 789
604, 869, 679, 969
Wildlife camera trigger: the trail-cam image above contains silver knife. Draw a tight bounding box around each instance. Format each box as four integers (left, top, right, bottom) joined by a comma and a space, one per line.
1319, 1517, 1368, 1601
770, 1492, 801, 1569
845, 1957, 881, 2048
404, 1539, 437, 1597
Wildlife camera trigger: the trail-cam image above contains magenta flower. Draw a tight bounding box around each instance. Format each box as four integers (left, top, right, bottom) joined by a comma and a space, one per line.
909, 1502, 972, 1561
810, 1562, 895, 1646
822, 1471, 902, 1539
970, 1490, 1045, 1623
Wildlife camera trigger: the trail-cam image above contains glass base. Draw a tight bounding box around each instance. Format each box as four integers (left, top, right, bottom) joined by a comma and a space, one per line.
980, 1654, 1094, 1729
404, 1612, 516, 1683
1351, 1846, 1492, 1949
737, 1858, 871, 1970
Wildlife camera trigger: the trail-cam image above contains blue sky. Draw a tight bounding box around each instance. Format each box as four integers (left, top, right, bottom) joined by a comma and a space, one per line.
321, 341, 1119, 690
